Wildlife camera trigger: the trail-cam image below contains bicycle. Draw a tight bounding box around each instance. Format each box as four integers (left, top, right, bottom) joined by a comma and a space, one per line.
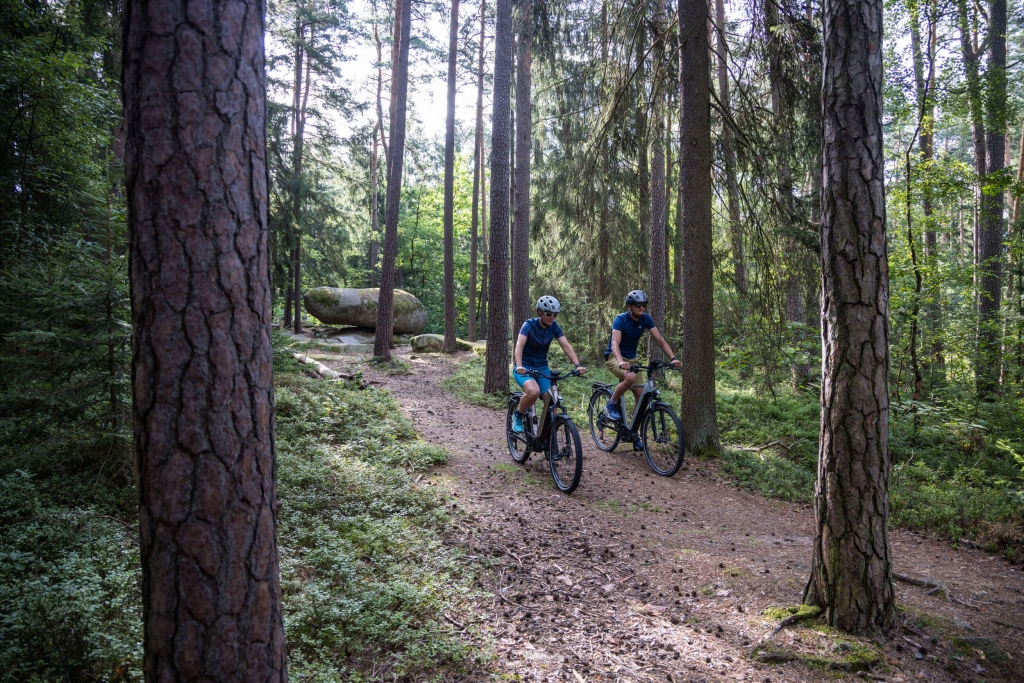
506, 368, 584, 494
586, 359, 685, 476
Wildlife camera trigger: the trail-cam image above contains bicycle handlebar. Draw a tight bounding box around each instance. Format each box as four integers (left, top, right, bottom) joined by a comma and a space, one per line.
627, 359, 681, 373
517, 368, 583, 381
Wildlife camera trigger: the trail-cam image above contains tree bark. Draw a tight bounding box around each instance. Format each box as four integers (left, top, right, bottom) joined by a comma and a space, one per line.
956, 0, 986, 279
480, 145, 489, 336
122, 0, 288, 677
648, 0, 668, 364
677, 0, 720, 455
369, 5, 386, 288
977, 0, 1006, 398
511, 0, 533, 333
442, 0, 461, 353
468, 0, 487, 341
598, 0, 610, 301
483, 0, 513, 394
803, 0, 895, 634
374, 0, 412, 359
291, 23, 311, 335
716, 0, 744, 295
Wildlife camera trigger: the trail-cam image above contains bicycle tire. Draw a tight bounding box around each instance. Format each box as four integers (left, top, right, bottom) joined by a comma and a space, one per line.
506, 399, 531, 463
549, 416, 583, 493
587, 388, 620, 452
641, 403, 685, 476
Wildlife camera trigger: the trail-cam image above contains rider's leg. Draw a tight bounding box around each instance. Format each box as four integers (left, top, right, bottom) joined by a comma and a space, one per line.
610, 372, 637, 402
517, 379, 541, 413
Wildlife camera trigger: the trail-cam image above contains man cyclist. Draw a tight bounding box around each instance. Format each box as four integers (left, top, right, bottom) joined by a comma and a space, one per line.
511, 296, 587, 433
604, 290, 681, 440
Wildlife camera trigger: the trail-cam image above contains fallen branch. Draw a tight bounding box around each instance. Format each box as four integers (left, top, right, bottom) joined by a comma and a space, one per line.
893, 572, 944, 590
292, 352, 354, 380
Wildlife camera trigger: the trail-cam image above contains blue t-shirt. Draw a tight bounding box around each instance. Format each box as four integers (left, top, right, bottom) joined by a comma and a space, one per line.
605, 311, 656, 359
518, 318, 564, 368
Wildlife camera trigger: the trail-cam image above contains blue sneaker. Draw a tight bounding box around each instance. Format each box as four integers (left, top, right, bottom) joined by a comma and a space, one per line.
633, 437, 644, 450
512, 411, 525, 433
605, 400, 622, 422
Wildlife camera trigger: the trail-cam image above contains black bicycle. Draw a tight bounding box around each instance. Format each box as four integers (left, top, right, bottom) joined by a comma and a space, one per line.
506, 368, 584, 493
587, 359, 685, 476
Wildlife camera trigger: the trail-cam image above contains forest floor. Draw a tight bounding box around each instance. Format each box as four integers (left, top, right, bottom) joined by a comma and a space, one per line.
320, 348, 1023, 683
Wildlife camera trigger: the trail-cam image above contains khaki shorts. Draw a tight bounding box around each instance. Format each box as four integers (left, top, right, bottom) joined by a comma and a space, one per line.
605, 356, 643, 386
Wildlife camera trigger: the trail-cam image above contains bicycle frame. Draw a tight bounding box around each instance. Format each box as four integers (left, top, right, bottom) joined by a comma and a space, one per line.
524, 383, 561, 448
615, 376, 658, 433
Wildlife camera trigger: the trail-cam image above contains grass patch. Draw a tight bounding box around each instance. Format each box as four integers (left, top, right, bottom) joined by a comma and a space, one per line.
368, 356, 412, 375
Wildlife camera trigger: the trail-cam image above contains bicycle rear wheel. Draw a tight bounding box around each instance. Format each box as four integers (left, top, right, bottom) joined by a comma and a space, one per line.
587, 388, 620, 452
549, 416, 583, 493
506, 400, 531, 463
641, 404, 684, 476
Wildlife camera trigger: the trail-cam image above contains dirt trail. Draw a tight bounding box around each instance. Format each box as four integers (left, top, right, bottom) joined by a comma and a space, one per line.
348, 351, 1024, 682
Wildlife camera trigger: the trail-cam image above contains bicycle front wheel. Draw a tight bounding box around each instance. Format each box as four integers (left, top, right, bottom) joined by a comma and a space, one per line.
641, 404, 685, 476
549, 416, 583, 494
587, 388, 620, 452
506, 400, 531, 464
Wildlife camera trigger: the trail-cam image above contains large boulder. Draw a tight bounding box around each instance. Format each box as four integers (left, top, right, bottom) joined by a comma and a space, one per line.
410, 334, 481, 353
304, 287, 427, 334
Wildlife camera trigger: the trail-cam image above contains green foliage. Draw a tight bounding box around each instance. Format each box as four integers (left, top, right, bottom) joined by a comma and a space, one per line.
274, 373, 476, 680
0, 471, 143, 683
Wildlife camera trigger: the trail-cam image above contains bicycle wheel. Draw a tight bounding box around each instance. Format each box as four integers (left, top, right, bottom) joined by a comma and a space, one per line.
549, 416, 583, 493
506, 400, 531, 463
587, 388, 620, 452
641, 403, 685, 476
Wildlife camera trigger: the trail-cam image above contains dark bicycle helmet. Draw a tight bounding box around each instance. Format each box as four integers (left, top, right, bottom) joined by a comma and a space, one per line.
624, 290, 649, 307
536, 295, 561, 314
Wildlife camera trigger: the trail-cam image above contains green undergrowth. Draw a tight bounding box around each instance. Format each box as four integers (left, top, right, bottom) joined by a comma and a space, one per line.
0, 337, 476, 682
268, 357, 478, 681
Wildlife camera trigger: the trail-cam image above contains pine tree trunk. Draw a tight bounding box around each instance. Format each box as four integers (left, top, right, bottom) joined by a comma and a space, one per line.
442, 0, 460, 353
484, 0, 513, 394
804, 0, 895, 634
369, 9, 386, 289
956, 0, 986, 287
677, 0, 720, 455
480, 151, 490, 336
598, 0, 610, 302
375, 0, 412, 359
716, 0, 744, 296
648, 0, 668, 364
977, 0, 1006, 398
122, 0, 288, 676
468, 0, 487, 341
511, 0, 533, 333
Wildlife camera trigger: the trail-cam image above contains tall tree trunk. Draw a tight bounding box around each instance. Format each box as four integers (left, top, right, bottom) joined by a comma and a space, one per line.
480, 148, 490, 335
511, 0, 533, 332
598, 0, 610, 301
375, 0, 412, 359
649, 0, 668, 364
483, 0, 513, 393
956, 0, 986, 281
804, 0, 895, 634
469, 0, 487, 341
716, 0, 744, 295
977, 0, 1006, 398
284, 268, 293, 329
370, 6, 386, 288
678, 0, 720, 455
292, 24, 311, 335
442, 0, 461, 353
122, 0, 288, 677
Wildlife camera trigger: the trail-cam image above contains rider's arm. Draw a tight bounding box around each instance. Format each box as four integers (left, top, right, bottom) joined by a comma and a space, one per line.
610, 329, 627, 368
513, 333, 528, 373
555, 336, 585, 370
649, 326, 681, 367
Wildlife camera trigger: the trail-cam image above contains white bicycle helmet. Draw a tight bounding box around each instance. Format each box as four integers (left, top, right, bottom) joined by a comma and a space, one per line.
536, 295, 561, 314
625, 289, 649, 306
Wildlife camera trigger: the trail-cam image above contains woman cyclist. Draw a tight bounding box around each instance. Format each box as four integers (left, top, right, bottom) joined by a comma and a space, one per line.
510, 296, 587, 433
